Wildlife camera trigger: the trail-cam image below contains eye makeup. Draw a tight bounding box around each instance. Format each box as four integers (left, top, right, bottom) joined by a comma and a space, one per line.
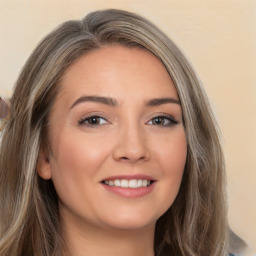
78, 112, 179, 129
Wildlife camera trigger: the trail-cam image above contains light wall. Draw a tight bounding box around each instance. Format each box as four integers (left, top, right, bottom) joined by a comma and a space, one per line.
0, 1, 255, 254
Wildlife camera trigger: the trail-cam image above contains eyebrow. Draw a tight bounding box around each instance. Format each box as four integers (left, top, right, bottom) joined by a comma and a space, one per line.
70, 95, 180, 110
145, 97, 180, 106
70, 95, 118, 110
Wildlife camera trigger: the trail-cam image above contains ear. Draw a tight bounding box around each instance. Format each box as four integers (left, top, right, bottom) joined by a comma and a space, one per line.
37, 148, 52, 180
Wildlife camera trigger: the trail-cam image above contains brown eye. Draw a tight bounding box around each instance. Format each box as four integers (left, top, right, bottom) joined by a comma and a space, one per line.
148, 115, 178, 127
152, 117, 165, 125
87, 117, 101, 125
79, 116, 108, 126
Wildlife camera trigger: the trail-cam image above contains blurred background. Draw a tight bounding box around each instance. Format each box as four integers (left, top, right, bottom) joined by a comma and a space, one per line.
0, 0, 255, 254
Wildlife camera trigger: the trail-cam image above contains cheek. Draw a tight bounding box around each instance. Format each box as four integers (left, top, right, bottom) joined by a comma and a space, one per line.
48, 131, 112, 212
50, 130, 109, 178
152, 129, 187, 208
154, 129, 187, 175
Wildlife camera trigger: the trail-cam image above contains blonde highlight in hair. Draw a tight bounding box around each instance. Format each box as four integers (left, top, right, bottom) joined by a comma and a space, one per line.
0, 9, 228, 256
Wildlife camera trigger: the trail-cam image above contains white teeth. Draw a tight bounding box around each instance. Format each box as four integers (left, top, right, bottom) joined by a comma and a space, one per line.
128, 179, 137, 188
142, 180, 148, 187
114, 179, 121, 186
120, 179, 129, 188
103, 179, 152, 188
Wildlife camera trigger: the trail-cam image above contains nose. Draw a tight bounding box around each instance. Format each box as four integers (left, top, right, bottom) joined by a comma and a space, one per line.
112, 123, 151, 163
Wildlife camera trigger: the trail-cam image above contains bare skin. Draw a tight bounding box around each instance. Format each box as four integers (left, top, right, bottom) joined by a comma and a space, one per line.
37, 46, 187, 256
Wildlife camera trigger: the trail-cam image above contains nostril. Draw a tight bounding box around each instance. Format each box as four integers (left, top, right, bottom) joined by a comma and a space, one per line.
112, 141, 151, 163
119, 155, 147, 163
120, 157, 129, 160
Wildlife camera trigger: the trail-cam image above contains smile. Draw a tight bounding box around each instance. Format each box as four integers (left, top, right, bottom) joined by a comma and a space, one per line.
100, 175, 156, 198
102, 179, 154, 188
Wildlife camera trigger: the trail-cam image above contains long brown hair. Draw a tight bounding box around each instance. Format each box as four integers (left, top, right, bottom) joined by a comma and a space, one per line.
0, 9, 228, 255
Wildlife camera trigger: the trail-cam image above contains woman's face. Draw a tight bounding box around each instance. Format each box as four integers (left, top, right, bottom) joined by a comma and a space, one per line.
38, 45, 187, 232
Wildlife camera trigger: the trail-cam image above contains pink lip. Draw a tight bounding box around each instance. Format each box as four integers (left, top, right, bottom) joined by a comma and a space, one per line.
101, 182, 156, 198
100, 174, 157, 198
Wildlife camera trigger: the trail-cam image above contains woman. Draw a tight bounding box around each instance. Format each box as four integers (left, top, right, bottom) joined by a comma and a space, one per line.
0, 9, 235, 256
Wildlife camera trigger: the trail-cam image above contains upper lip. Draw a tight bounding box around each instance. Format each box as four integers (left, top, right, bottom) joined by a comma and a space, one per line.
101, 174, 156, 182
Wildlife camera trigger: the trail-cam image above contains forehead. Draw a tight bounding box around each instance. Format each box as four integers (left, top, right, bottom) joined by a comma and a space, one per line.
57, 45, 178, 104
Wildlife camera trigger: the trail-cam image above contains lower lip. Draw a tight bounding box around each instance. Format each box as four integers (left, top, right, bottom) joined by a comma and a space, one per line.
101, 182, 156, 198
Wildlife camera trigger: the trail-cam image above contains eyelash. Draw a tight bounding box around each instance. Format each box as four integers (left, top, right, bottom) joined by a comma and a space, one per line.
78, 115, 108, 126
78, 114, 178, 127
147, 114, 178, 127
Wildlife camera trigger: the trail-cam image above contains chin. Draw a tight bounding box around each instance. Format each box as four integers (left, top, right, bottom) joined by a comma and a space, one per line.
99, 212, 159, 231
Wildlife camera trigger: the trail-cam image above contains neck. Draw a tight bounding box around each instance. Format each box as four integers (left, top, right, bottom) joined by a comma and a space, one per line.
61, 215, 155, 256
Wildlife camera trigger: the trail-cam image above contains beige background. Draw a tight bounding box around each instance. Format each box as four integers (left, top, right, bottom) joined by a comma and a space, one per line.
0, 0, 255, 254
